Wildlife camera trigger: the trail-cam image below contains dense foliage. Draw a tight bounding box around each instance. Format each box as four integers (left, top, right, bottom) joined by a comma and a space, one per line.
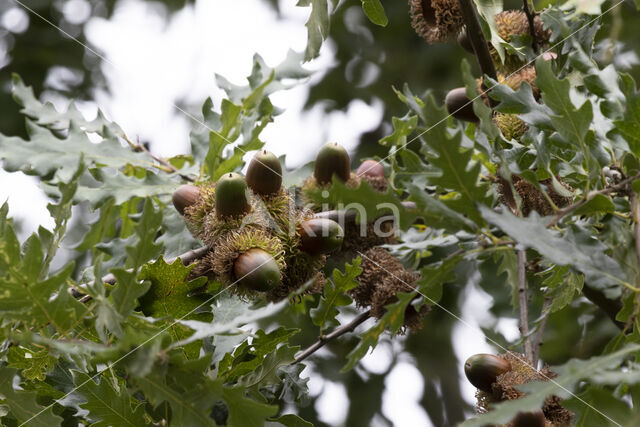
3, 0, 640, 426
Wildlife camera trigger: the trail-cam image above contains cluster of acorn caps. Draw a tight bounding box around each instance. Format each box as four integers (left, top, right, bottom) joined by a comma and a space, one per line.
172, 142, 427, 331
464, 353, 573, 426
172, 146, 347, 301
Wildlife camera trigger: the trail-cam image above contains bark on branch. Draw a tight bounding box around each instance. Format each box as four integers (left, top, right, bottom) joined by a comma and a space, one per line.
292, 311, 372, 364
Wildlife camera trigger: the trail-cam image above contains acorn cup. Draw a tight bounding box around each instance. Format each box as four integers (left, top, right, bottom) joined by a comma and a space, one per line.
172, 184, 200, 215
246, 150, 283, 196
233, 248, 282, 292
445, 87, 479, 122
356, 160, 385, 179
314, 142, 351, 185
298, 218, 345, 255
464, 353, 511, 393
215, 173, 251, 218
510, 411, 546, 427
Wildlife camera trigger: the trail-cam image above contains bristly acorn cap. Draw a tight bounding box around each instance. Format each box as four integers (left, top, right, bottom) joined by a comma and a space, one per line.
409, 0, 464, 44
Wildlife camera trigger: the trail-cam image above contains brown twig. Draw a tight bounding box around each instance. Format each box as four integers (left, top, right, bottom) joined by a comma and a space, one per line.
531, 297, 551, 366
456, 0, 498, 103
517, 249, 533, 363
522, 0, 539, 53
292, 310, 372, 364
124, 134, 195, 182
546, 172, 640, 228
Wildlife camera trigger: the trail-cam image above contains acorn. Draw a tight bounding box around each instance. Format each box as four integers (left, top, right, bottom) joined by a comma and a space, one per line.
172, 184, 200, 215
457, 27, 474, 54
298, 218, 345, 255
510, 411, 546, 427
246, 150, 282, 196
314, 142, 351, 185
445, 87, 478, 122
233, 248, 281, 292
356, 160, 385, 179
214, 173, 251, 218
464, 354, 511, 392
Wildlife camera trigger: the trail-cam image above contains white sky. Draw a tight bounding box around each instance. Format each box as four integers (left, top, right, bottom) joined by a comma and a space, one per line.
0, 1, 516, 425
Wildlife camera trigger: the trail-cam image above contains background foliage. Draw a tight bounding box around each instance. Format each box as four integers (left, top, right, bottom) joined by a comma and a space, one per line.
2, 0, 640, 426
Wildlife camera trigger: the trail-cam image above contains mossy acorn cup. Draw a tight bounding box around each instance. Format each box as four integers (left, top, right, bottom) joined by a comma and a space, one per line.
172, 184, 200, 215
314, 142, 351, 185
215, 173, 251, 218
233, 248, 282, 292
246, 150, 282, 196
298, 218, 345, 255
445, 87, 478, 123
464, 353, 511, 392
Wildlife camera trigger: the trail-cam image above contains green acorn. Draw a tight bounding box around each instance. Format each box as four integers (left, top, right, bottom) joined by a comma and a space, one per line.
233, 248, 282, 292
298, 218, 345, 255
445, 87, 478, 123
246, 150, 283, 196
172, 184, 200, 216
314, 142, 351, 185
356, 160, 385, 178
510, 411, 546, 427
464, 353, 511, 392
215, 173, 251, 218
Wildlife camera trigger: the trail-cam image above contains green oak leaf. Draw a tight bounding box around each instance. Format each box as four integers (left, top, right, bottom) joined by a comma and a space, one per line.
0, 368, 63, 427
311, 258, 362, 330
73, 371, 147, 427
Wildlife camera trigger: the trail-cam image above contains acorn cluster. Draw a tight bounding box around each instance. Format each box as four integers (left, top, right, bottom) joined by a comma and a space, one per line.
301, 142, 394, 252
464, 353, 574, 426
172, 150, 345, 301
301, 144, 425, 331
496, 174, 573, 217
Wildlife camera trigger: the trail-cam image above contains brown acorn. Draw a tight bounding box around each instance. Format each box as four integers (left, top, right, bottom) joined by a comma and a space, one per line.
457, 27, 474, 54
357, 160, 385, 179
246, 150, 282, 196
233, 248, 281, 292
445, 87, 478, 122
314, 142, 351, 185
214, 173, 251, 218
172, 184, 200, 216
298, 218, 344, 255
510, 411, 546, 427
464, 354, 511, 392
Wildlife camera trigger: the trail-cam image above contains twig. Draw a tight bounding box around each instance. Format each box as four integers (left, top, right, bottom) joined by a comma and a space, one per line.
522, 0, 539, 53
292, 310, 371, 364
517, 249, 533, 363
546, 171, 640, 228
124, 134, 195, 182
531, 297, 551, 366
456, 0, 498, 101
